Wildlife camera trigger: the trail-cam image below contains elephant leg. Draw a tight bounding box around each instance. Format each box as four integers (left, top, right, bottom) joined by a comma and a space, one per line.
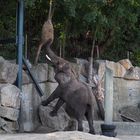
65, 105, 83, 132
34, 43, 43, 65
77, 118, 83, 132
85, 105, 95, 134
76, 111, 84, 132
50, 98, 64, 117
42, 86, 61, 106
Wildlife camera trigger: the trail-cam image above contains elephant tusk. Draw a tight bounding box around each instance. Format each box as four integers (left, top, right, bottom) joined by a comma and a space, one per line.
46, 54, 51, 61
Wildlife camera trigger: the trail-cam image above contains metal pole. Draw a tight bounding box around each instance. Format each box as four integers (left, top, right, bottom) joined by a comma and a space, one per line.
17, 0, 24, 90
16, 0, 24, 132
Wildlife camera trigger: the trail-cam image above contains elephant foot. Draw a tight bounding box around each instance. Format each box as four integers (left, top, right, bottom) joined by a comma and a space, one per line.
89, 130, 96, 135
49, 110, 57, 117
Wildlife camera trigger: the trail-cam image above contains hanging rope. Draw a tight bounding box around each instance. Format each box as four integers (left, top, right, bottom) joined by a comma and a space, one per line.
48, 0, 53, 19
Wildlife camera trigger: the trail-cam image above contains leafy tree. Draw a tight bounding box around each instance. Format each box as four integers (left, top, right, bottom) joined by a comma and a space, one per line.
0, 0, 140, 66
0, 0, 16, 59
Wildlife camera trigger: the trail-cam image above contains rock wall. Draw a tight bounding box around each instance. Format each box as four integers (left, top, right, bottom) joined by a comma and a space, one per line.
21, 63, 58, 132
95, 59, 140, 121
0, 57, 20, 133
0, 57, 18, 84
22, 58, 140, 132
1, 56, 140, 133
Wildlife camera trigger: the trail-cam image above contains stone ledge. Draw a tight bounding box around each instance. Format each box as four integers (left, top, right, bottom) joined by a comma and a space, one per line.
91, 121, 140, 136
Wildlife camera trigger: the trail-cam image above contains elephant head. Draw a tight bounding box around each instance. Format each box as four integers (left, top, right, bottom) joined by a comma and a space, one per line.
43, 40, 77, 86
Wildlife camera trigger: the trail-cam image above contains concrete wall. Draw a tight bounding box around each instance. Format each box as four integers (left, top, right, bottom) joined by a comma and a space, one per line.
113, 78, 140, 121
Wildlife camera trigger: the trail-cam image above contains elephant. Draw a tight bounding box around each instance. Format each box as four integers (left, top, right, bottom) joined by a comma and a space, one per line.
41, 39, 96, 134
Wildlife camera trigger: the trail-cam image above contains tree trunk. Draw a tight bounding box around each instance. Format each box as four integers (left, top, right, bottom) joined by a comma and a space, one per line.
88, 33, 105, 120
88, 38, 95, 84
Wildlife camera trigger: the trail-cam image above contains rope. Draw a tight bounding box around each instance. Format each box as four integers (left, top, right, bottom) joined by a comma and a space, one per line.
48, 0, 53, 19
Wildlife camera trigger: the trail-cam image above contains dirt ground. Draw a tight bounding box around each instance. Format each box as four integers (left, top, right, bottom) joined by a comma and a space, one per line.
118, 135, 140, 140
0, 133, 139, 140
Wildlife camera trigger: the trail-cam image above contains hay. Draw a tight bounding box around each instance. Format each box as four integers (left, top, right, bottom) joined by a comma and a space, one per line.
35, 0, 54, 64
41, 19, 54, 44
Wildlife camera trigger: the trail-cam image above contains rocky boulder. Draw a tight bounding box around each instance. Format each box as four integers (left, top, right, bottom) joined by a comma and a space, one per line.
22, 70, 30, 84
39, 101, 71, 132
0, 84, 20, 109
0, 57, 18, 84
118, 59, 133, 70
0, 84, 21, 133
31, 63, 48, 83
119, 105, 140, 122
96, 60, 126, 79
123, 67, 140, 80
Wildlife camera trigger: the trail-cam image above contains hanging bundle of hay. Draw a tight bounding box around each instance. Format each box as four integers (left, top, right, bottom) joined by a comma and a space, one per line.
41, 0, 54, 44
35, 0, 54, 64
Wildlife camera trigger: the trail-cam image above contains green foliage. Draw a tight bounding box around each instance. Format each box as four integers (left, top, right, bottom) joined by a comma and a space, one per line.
25, 0, 36, 7
131, 47, 140, 66
0, 0, 140, 65
0, 1, 16, 38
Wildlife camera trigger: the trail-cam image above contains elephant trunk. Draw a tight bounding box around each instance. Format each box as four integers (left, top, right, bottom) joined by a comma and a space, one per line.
43, 39, 59, 64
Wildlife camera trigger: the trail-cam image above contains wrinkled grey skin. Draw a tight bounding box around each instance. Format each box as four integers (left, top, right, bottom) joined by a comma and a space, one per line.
42, 40, 95, 134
